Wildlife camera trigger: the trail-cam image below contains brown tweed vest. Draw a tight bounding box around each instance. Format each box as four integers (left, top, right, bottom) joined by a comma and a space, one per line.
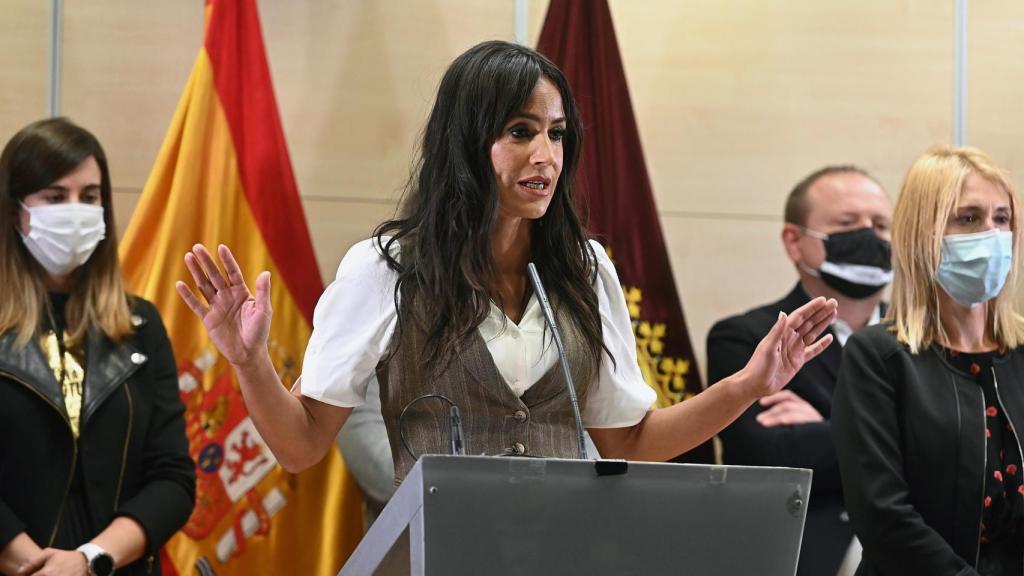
377, 300, 596, 482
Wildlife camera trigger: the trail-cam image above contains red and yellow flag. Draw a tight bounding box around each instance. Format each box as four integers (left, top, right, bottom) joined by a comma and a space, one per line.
119, 0, 363, 573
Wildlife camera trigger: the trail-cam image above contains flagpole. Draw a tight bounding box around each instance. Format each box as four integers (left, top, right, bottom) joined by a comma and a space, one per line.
953, 0, 967, 146
48, 0, 63, 117
514, 0, 528, 45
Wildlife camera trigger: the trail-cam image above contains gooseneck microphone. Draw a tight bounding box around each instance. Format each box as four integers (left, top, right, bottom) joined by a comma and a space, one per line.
448, 405, 465, 456
526, 262, 587, 460
398, 394, 466, 459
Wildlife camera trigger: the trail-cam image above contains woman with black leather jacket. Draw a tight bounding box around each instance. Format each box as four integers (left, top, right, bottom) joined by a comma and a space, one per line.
0, 118, 195, 576
834, 147, 1024, 576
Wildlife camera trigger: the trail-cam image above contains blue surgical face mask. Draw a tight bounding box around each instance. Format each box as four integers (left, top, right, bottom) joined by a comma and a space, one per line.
935, 229, 1014, 308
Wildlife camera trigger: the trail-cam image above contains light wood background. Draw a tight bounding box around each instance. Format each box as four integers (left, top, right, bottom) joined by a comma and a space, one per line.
3, 0, 1021, 381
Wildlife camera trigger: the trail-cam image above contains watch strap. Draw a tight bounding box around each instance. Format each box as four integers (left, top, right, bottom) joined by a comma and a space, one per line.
76, 542, 115, 576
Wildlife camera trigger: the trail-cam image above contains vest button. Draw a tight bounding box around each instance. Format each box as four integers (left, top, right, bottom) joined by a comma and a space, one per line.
513, 410, 528, 422
512, 442, 526, 455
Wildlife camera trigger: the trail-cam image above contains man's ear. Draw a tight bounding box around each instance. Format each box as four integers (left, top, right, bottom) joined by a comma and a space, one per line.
781, 223, 804, 264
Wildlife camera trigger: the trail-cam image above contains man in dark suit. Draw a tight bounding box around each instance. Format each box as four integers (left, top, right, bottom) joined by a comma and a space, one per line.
707, 165, 892, 576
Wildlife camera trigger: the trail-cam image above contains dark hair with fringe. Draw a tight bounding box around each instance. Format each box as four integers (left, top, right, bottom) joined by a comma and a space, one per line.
374, 40, 602, 374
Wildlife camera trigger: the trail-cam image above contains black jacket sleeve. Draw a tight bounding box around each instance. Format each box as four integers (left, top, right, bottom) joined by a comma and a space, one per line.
0, 501, 26, 550
707, 316, 840, 495
115, 300, 196, 554
832, 330, 978, 576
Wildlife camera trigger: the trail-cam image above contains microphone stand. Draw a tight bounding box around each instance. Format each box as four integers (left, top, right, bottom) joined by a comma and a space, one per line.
527, 262, 587, 460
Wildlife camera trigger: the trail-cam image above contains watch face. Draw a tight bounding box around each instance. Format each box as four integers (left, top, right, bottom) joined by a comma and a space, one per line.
91, 553, 115, 576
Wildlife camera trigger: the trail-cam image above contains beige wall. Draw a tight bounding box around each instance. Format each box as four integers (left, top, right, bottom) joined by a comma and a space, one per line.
2, 0, 1012, 380
0, 2, 49, 140
968, 0, 1024, 177
529, 0, 954, 376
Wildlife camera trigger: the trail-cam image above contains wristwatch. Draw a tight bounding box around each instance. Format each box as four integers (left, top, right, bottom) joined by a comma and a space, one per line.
76, 542, 115, 576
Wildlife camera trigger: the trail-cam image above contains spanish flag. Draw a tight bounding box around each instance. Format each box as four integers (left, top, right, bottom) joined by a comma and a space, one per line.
119, 0, 363, 573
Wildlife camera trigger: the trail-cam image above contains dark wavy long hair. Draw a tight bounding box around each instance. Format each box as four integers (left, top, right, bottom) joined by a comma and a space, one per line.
374, 40, 602, 374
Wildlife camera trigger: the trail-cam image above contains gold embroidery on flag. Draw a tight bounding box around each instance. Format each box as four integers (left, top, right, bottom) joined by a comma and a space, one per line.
627, 287, 692, 408
605, 247, 693, 408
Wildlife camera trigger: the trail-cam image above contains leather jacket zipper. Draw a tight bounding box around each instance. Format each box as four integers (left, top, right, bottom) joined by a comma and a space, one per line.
0, 369, 77, 546
113, 384, 134, 509
975, 386, 987, 569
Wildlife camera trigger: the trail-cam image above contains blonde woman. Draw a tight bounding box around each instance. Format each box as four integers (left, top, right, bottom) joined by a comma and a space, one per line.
834, 147, 1024, 576
0, 118, 194, 576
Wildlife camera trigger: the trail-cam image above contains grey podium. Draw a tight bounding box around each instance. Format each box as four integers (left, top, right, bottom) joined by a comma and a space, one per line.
339, 455, 811, 576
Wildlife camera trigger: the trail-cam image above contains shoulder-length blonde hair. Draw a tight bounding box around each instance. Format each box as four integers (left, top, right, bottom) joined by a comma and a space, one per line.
888, 146, 1024, 352
0, 118, 133, 348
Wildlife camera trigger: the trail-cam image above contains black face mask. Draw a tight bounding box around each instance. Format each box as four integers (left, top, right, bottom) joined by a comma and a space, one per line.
803, 227, 892, 300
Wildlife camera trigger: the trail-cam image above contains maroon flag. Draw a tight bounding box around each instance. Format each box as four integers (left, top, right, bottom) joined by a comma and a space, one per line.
538, 0, 712, 462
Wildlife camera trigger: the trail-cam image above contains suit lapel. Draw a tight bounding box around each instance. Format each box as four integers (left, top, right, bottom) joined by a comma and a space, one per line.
818, 336, 843, 383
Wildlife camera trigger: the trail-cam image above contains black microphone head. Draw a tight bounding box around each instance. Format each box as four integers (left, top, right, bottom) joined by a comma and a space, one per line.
449, 405, 466, 456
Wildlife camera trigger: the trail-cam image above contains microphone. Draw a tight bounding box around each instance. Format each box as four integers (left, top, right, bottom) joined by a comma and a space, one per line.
398, 394, 466, 458
527, 262, 587, 460
449, 405, 465, 456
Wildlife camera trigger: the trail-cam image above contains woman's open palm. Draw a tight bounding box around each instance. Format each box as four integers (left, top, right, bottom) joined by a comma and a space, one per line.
176, 244, 273, 366
744, 296, 838, 398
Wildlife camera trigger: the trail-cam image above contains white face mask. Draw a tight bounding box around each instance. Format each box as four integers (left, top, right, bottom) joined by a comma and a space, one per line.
19, 202, 106, 277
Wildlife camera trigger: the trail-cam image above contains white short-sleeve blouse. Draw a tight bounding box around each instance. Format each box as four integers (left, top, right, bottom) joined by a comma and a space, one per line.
299, 238, 655, 428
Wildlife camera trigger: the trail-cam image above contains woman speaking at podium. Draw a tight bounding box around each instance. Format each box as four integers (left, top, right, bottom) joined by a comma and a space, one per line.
177, 40, 836, 482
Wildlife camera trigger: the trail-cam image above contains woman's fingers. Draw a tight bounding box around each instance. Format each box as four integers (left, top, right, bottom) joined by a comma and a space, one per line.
785, 296, 823, 324
175, 281, 208, 318
782, 319, 802, 369
802, 310, 837, 345
192, 244, 229, 292
184, 252, 218, 304
786, 297, 838, 344
803, 299, 838, 338
803, 333, 835, 361
255, 271, 272, 315
766, 311, 788, 347
180, 243, 268, 314
17, 548, 51, 574
219, 244, 249, 292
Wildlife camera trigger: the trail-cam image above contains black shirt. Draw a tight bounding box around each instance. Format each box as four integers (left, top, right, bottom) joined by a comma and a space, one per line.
943, 347, 1023, 576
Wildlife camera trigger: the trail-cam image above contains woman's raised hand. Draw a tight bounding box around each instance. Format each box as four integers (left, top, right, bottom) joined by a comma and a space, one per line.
176, 244, 272, 367
741, 296, 838, 400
